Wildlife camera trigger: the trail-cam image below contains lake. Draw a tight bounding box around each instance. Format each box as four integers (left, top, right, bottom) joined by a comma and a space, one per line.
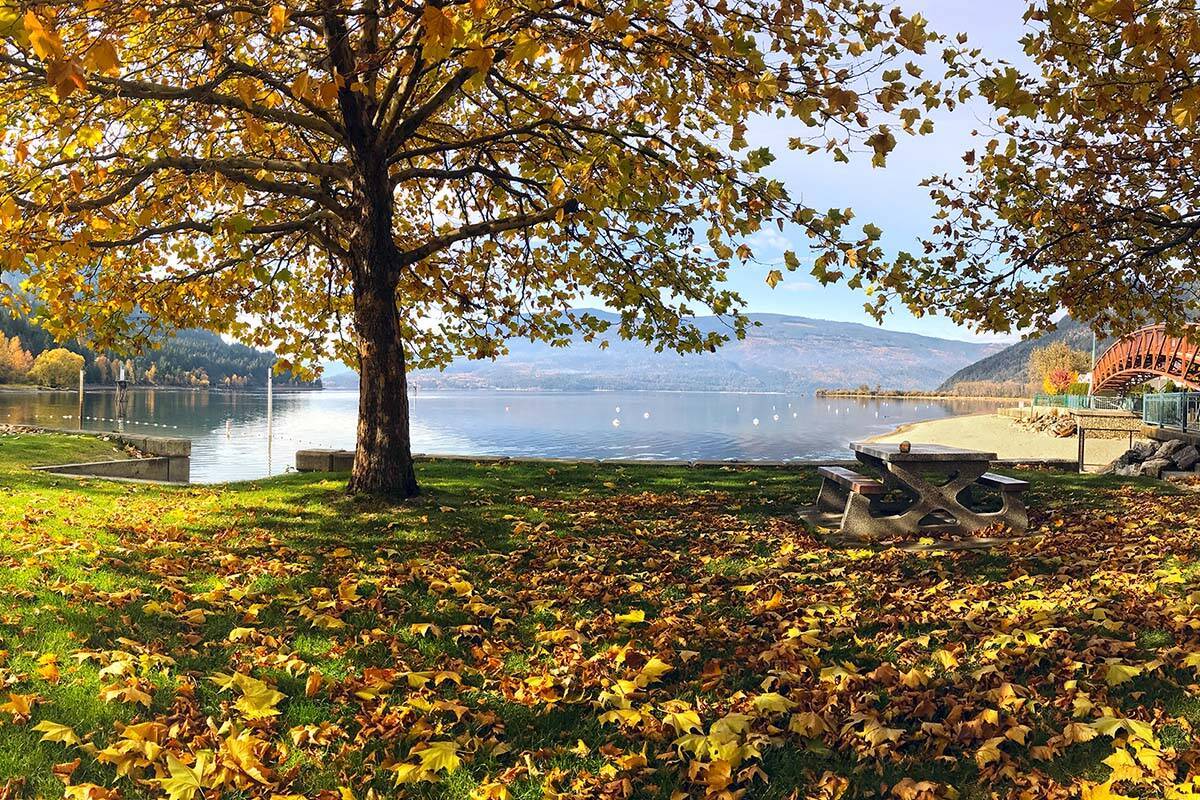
0, 388, 1004, 482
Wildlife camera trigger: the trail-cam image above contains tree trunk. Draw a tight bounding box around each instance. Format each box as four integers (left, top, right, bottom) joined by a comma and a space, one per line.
347, 274, 419, 497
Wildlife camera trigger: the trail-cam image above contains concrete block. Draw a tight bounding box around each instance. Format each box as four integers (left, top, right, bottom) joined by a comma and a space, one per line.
138, 435, 191, 457
295, 449, 354, 472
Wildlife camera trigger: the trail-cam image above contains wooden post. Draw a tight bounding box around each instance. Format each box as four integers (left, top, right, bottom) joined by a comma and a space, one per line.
1078, 427, 1086, 473
266, 366, 273, 476
77, 368, 84, 429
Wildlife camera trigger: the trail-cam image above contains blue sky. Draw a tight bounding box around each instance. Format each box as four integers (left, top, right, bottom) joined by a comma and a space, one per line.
730, 0, 1030, 343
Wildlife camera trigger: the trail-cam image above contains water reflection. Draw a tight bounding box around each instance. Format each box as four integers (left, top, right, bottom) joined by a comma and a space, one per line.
0, 389, 1003, 483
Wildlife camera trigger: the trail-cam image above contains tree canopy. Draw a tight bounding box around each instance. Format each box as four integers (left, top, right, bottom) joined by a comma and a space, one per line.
0, 0, 964, 492
837, 0, 1200, 337
27, 346, 82, 387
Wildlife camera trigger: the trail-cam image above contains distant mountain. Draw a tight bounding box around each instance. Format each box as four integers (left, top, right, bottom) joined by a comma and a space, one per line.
938, 317, 1104, 393
329, 311, 1002, 393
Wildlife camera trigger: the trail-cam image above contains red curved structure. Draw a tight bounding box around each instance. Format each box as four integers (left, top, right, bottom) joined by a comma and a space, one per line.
1093, 324, 1200, 392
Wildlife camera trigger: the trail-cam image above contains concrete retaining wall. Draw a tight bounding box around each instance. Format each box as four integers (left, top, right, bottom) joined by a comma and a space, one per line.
32, 456, 187, 483
1146, 426, 1200, 447
295, 448, 1077, 473
14, 426, 192, 483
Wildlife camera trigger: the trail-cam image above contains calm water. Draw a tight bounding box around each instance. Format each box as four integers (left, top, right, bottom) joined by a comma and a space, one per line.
0, 389, 1003, 483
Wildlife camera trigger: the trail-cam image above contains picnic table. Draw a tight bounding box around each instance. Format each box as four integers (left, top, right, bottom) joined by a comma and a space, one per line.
800, 442, 1029, 542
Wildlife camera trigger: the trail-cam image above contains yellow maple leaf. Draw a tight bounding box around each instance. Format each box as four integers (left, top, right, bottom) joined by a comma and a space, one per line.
663, 709, 702, 734
157, 752, 213, 800
1104, 661, 1142, 686
615, 609, 645, 625
222, 729, 271, 783
1081, 780, 1138, 800
975, 736, 1005, 768
0, 692, 37, 719
87, 39, 119, 75
32, 719, 80, 746
232, 674, 285, 720
416, 740, 462, 773
752, 692, 796, 714
268, 5, 288, 35
636, 657, 672, 687
391, 762, 428, 785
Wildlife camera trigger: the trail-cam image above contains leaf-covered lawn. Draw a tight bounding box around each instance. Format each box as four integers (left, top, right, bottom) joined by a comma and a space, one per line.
1, 432, 1199, 799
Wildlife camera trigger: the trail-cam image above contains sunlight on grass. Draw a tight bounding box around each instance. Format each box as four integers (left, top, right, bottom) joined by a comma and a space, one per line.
0, 432, 1195, 798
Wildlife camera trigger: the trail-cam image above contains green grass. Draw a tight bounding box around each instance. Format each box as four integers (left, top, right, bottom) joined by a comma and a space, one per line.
0, 430, 1195, 798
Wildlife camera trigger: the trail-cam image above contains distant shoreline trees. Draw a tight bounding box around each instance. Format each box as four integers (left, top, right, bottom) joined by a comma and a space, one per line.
28, 348, 84, 388
1028, 342, 1091, 396
0, 335, 32, 383
0, 317, 317, 389
816, 382, 1026, 399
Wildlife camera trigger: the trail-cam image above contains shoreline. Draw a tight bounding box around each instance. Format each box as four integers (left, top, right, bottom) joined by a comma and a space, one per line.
818, 393, 1024, 401
867, 410, 1142, 465
863, 412, 996, 443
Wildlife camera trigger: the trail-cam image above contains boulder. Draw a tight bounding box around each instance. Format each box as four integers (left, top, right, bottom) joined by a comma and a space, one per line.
1175, 444, 1200, 471
1134, 441, 1158, 458
1140, 458, 1174, 479
1155, 439, 1186, 460
1116, 448, 1144, 466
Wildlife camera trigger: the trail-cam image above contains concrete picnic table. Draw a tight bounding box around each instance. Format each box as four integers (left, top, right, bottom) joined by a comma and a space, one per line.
801, 442, 1029, 541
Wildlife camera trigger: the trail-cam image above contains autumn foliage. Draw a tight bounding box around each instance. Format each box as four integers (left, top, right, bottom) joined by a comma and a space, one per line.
839, 1, 1200, 337
26, 346, 82, 387
3, 433, 1200, 798
0, 1, 964, 494
0, 333, 32, 382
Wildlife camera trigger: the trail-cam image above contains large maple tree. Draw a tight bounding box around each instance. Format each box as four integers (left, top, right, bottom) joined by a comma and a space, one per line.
0, 0, 955, 495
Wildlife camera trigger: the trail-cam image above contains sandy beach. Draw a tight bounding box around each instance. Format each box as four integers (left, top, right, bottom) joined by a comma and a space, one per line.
868, 412, 1144, 467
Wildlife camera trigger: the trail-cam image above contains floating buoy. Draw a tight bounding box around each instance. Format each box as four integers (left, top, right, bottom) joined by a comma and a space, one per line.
612, 418, 620, 427
615, 406, 621, 413
772, 414, 779, 421
643, 412, 650, 419
752, 418, 760, 426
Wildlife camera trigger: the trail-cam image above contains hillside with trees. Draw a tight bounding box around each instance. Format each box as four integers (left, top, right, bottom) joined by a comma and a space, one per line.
938, 318, 1104, 396
0, 317, 318, 389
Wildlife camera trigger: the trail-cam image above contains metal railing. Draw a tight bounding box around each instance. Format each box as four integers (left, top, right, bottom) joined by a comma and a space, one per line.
1032, 394, 1137, 411
1144, 392, 1200, 432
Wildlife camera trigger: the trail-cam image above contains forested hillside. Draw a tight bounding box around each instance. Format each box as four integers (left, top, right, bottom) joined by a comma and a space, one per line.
937, 318, 1104, 395
0, 317, 317, 389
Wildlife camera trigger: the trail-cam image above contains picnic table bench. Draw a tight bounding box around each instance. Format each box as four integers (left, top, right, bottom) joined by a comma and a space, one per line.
801, 442, 1029, 541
